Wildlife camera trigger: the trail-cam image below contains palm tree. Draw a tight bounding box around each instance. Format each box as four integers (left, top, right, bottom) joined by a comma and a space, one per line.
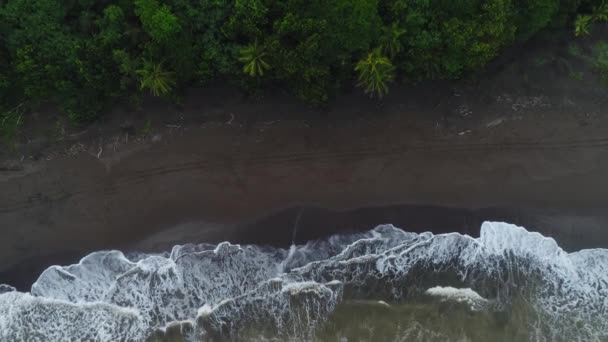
379, 23, 406, 58
355, 49, 395, 98
593, 1, 608, 21
136, 61, 175, 97
575, 15, 593, 36
238, 39, 271, 77
574, 2, 608, 36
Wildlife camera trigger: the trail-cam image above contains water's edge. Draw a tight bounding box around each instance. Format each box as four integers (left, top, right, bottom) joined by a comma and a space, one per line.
3, 205, 608, 291
1, 221, 607, 341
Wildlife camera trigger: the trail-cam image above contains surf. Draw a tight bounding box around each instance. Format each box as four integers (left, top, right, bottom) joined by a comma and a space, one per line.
1, 222, 606, 341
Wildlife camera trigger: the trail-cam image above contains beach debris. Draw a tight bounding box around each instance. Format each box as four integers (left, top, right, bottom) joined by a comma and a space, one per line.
458, 130, 471, 136
456, 104, 472, 117
97, 146, 103, 159
65, 143, 86, 156
0, 160, 24, 171
511, 96, 549, 111
226, 113, 235, 125
166, 124, 182, 129
151, 134, 162, 142
264, 120, 275, 125
68, 129, 88, 139
563, 98, 575, 106
109, 136, 121, 152
486, 118, 505, 128
577, 112, 597, 126
496, 93, 513, 103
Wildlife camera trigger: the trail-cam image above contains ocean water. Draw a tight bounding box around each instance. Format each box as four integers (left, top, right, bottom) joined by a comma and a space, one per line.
0, 222, 607, 341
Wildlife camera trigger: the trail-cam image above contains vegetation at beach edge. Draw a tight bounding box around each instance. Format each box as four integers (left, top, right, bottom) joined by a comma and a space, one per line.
0, 0, 607, 143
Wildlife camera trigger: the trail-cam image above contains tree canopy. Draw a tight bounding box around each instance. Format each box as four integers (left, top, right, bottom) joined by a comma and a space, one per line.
0, 0, 602, 133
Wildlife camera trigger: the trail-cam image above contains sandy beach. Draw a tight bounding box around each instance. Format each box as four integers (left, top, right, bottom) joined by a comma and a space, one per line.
2, 33, 608, 289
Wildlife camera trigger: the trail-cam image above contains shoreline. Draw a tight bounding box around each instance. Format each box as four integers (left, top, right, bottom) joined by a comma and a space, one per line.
2, 96, 608, 288
2, 30, 608, 290
2, 89, 608, 289
3, 204, 608, 291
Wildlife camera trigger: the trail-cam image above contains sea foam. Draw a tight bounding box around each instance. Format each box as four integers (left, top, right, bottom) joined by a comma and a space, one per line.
0, 222, 606, 341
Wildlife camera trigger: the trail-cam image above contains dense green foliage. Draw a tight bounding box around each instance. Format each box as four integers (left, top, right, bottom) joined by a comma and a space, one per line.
574, 1, 608, 35
594, 41, 608, 83
0, 0, 601, 138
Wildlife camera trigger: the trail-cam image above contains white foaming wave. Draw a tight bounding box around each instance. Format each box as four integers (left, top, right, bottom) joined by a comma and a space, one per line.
103, 242, 288, 329
303, 223, 608, 341
0, 284, 15, 294
425, 286, 489, 310
0, 291, 145, 341
279, 224, 410, 272
480, 222, 569, 261
27, 242, 290, 333
1, 222, 606, 341
31, 250, 134, 302
198, 278, 343, 340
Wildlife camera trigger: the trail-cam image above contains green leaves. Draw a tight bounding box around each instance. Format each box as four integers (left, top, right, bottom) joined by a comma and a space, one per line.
594, 41, 608, 84
575, 14, 593, 36
0, 104, 25, 144
391, 0, 515, 80
574, 1, 608, 36
97, 5, 126, 46
238, 40, 271, 77
319, 0, 381, 54
379, 23, 406, 58
136, 62, 176, 97
0, 0, 602, 120
226, 0, 268, 39
355, 49, 395, 98
134, 0, 181, 44
512, 0, 560, 41
593, 1, 608, 21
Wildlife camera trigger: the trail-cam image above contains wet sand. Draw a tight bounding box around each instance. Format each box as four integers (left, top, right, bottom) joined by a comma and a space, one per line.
3, 203, 608, 291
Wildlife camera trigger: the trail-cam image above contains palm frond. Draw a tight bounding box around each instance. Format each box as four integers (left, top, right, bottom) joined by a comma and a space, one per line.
379, 23, 406, 58
239, 40, 271, 77
136, 62, 175, 97
355, 49, 395, 98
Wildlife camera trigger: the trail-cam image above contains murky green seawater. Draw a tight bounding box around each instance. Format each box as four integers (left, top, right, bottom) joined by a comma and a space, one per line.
318, 300, 526, 342
151, 292, 604, 342
201, 297, 527, 342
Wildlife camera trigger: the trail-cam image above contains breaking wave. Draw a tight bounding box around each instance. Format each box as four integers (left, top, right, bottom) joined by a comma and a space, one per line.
1, 222, 606, 341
